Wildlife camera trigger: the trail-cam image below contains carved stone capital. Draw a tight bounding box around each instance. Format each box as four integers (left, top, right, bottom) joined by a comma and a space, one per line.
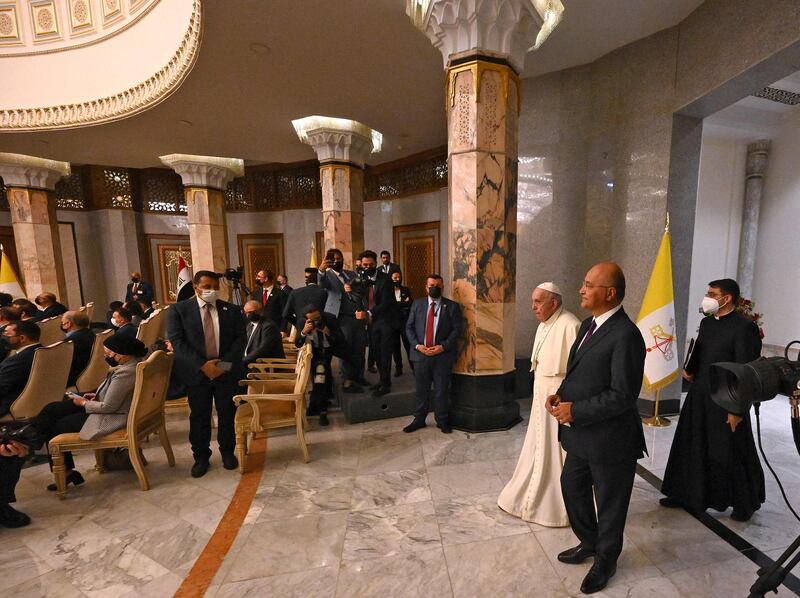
292, 116, 382, 169
159, 154, 244, 190
745, 140, 770, 179
406, 0, 563, 72
0, 152, 70, 190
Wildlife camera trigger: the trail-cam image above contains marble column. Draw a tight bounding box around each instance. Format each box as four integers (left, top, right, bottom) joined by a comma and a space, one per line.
737, 140, 770, 299
160, 154, 243, 298
407, 0, 563, 431
293, 116, 381, 269
0, 153, 69, 300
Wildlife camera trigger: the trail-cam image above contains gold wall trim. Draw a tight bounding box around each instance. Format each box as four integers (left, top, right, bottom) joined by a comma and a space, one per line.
445, 59, 521, 115
0, 0, 201, 132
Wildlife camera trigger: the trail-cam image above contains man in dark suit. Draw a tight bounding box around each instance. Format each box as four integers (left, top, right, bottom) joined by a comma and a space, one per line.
276, 274, 293, 296
251, 269, 287, 331
125, 272, 154, 306
282, 268, 328, 334
296, 304, 345, 427
35, 292, 68, 319
167, 270, 247, 477
360, 250, 400, 397
545, 262, 646, 595
319, 249, 368, 393
61, 311, 95, 387
0, 320, 42, 417
379, 251, 401, 277
12, 299, 42, 322
111, 307, 137, 340
242, 301, 285, 365
403, 274, 463, 434
390, 271, 413, 376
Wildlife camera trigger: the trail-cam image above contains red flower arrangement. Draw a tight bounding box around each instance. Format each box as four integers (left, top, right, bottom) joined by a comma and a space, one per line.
736, 297, 765, 339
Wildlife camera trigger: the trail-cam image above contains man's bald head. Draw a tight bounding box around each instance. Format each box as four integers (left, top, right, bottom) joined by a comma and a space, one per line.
580, 262, 626, 315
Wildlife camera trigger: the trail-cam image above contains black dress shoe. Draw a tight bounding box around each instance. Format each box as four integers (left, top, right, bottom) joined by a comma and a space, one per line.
394, 369, 403, 377
440, 424, 453, 434
580, 561, 616, 594
403, 419, 426, 433
343, 384, 363, 394
319, 413, 330, 427
557, 544, 596, 564
47, 469, 85, 492
221, 453, 238, 470
731, 509, 753, 522
659, 497, 680, 508
0, 504, 30, 528
191, 459, 210, 478
372, 386, 390, 398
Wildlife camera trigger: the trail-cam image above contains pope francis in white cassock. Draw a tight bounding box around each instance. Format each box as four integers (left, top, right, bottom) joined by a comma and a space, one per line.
498, 282, 580, 526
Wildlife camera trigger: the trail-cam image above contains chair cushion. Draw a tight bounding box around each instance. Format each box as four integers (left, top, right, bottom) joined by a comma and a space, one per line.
49, 427, 127, 447
235, 400, 296, 424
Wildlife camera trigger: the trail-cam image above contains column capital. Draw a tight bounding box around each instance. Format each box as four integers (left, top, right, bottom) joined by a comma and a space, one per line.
406, 0, 563, 73
159, 154, 244, 190
0, 152, 70, 190
292, 116, 382, 169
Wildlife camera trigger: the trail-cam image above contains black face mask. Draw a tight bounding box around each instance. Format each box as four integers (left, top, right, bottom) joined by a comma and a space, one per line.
393, 281, 401, 287
428, 286, 442, 299
255, 280, 264, 286
246, 313, 261, 323
131, 277, 140, 283
332, 260, 344, 272
105, 356, 118, 367
365, 267, 377, 277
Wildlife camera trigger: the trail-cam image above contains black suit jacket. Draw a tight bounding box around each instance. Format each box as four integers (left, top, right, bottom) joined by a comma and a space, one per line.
126, 281, 154, 305
114, 323, 138, 341
295, 312, 346, 358
366, 272, 400, 329
557, 307, 646, 464
243, 318, 285, 365
379, 263, 401, 277
167, 297, 247, 386
66, 327, 95, 387
0, 344, 41, 416
252, 286, 287, 327
281, 284, 293, 296
394, 285, 413, 320
405, 297, 463, 362
41, 303, 68, 319
282, 284, 328, 331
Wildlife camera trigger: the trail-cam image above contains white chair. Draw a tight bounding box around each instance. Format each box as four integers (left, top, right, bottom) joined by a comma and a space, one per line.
73, 329, 114, 393
38, 316, 65, 346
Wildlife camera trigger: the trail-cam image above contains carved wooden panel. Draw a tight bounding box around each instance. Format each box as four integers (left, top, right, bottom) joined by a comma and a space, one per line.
365, 147, 447, 202
144, 234, 191, 304
315, 231, 325, 267
140, 168, 185, 214
394, 221, 440, 301
237, 234, 285, 291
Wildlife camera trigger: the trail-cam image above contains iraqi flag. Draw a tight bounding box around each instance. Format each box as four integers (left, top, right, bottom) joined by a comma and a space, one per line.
176, 255, 194, 301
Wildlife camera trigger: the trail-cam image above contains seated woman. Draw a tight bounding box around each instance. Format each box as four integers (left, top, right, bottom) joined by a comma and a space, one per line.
31, 335, 148, 491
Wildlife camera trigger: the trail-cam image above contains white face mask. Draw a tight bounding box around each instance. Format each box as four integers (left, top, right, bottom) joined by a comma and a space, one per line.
200, 289, 218, 304
700, 296, 724, 316
110, 317, 119, 328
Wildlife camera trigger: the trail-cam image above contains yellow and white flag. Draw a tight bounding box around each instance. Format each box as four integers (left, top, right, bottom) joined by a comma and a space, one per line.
309, 238, 318, 269
636, 220, 679, 390
0, 244, 25, 298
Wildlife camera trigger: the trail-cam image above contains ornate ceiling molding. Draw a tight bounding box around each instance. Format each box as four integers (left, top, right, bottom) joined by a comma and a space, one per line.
0, 152, 70, 190
292, 116, 382, 169
160, 154, 245, 191
0, 0, 201, 132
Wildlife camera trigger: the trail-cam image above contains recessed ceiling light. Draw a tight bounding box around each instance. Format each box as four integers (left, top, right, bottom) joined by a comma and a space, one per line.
249, 42, 271, 55
177, 119, 193, 127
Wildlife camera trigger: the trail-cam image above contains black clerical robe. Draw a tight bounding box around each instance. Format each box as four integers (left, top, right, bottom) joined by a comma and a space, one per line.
661, 310, 765, 516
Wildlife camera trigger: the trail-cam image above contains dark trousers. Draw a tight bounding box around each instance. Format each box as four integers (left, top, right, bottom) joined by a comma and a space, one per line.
369, 321, 395, 387
0, 456, 24, 504
34, 400, 89, 470
308, 350, 334, 415
412, 356, 453, 425
339, 315, 367, 382
560, 452, 637, 565
187, 374, 238, 461
392, 320, 411, 371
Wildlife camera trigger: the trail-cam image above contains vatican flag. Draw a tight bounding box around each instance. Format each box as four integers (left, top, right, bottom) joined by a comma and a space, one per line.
309, 239, 318, 269
636, 220, 679, 390
0, 245, 25, 299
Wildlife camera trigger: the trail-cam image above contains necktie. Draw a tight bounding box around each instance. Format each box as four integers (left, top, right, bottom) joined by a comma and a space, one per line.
262, 290, 268, 306
132, 283, 138, 295
579, 319, 597, 349
203, 303, 218, 359
425, 301, 436, 347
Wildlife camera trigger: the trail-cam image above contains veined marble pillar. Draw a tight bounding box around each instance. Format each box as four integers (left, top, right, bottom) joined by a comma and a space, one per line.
0, 153, 69, 300
160, 154, 243, 298
738, 140, 770, 298
407, 0, 563, 431
293, 116, 381, 269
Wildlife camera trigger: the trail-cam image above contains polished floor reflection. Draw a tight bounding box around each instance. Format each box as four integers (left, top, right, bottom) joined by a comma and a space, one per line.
3, 398, 798, 597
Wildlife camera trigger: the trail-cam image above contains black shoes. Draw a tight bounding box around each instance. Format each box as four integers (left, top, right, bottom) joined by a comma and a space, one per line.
580, 561, 616, 594
394, 369, 403, 377
319, 413, 330, 427
440, 424, 453, 434
403, 419, 426, 433
659, 497, 679, 508
731, 509, 753, 522
342, 384, 363, 394
221, 453, 239, 470
191, 458, 210, 478
372, 386, 390, 398
0, 504, 31, 528
47, 469, 85, 492
557, 544, 596, 565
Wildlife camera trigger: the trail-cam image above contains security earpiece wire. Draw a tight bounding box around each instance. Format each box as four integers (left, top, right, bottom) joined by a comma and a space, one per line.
753, 402, 800, 522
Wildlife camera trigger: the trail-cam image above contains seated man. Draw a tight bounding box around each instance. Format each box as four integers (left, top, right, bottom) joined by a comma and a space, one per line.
61, 311, 96, 387
0, 307, 21, 362
296, 304, 345, 427
12, 299, 42, 322
106, 301, 123, 329
112, 307, 138, 340
123, 301, 145, 326
35, 292, 68, 319
0, 293, 13, 308
0, 440, 30, 528
243, 300, 285, 366
0, 320, 43, 417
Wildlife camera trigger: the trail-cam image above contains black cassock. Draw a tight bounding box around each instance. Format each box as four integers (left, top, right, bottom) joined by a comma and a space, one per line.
661, 310, 765, 516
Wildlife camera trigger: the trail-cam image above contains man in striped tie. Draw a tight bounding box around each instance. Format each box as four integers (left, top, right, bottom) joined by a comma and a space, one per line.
402, 274, 463, 434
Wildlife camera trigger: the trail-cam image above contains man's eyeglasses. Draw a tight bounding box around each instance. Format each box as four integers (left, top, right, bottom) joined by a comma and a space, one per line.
580, 281, 612, 290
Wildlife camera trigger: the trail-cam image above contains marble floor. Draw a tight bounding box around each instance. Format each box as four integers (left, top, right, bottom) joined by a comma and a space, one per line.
3, 396, 799, 597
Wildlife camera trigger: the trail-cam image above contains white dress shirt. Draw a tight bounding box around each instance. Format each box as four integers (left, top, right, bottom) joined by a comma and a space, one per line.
579, 303, 623, 347
421, 298, 442, 346
196, 295, 220, 356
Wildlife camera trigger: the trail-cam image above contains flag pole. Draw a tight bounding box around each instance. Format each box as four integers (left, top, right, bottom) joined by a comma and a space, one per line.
643, 388, 671, 427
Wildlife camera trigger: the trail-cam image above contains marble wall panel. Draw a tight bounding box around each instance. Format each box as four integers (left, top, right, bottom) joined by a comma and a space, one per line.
184, 187, 229, 281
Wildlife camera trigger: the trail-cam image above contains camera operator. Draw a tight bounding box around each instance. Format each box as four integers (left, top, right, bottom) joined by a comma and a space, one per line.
0, 439, 30, 527
660, 278, 765, 521
297, 304, 345, 426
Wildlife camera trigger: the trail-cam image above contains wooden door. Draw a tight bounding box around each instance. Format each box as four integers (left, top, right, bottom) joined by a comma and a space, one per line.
394, 221, 440, 301
237, 234, 286, 291
144, 234, 191, 304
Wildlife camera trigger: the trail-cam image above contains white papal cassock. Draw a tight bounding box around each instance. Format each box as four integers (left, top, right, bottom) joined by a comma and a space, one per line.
497, 306, 580, 526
